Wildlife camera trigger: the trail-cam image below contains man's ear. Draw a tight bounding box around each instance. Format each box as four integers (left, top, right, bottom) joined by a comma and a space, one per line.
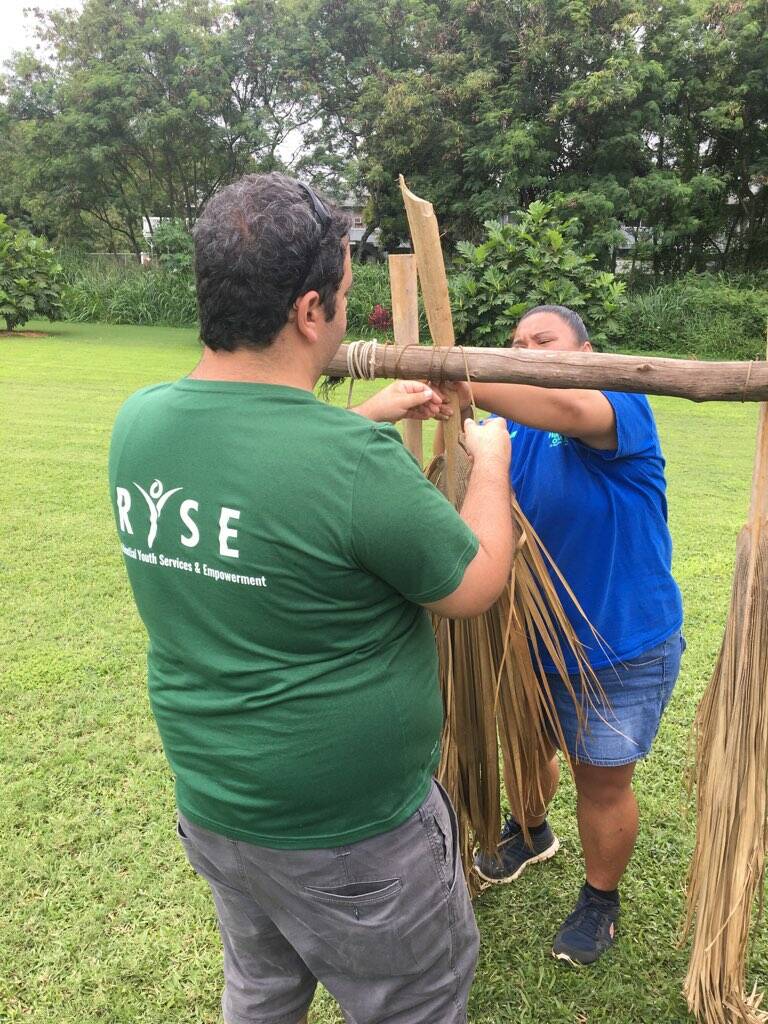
293, 290, 323, 343
582, 340, 593, 352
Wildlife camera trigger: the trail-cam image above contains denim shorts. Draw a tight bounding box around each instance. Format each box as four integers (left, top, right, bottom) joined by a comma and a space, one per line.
545, 631, 685, 767
176, 779, 479, 1024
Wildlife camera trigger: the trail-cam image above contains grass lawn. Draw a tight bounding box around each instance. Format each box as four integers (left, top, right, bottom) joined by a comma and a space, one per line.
2, 320, 766, 1023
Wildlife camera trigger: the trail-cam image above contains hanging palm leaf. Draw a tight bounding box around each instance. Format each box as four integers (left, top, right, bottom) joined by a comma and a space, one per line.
684, 354, 768, 1023
427, 443, 603, 882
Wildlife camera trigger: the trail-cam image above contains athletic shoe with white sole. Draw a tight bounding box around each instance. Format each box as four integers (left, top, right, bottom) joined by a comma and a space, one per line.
473, 815, 560, 883
551, 883, 619, 965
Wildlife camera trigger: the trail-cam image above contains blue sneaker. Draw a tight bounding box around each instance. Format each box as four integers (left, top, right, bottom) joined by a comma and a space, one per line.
552, 884, 619, 965
473, 815, 560, 883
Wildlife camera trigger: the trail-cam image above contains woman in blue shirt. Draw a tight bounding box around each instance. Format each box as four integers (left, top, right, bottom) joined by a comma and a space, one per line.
444, 305, 684, 966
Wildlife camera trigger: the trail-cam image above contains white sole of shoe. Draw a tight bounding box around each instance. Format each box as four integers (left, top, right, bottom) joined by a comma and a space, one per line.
551, 950, 586, 967
473, 835, 561, 885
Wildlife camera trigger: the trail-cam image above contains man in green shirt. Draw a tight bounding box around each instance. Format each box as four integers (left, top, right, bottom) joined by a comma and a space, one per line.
109, 172, 513, 1024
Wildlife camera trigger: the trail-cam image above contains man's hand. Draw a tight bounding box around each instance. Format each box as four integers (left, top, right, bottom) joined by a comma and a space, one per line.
463, 417, 511, 469
351, 381, 452, 423
425, 416, 513, 619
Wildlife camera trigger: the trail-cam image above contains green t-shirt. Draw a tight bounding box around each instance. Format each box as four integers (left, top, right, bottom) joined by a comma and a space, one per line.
108, 380, 478, 848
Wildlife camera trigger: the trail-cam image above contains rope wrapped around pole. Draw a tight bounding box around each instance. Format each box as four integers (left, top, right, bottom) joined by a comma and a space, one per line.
326, 341, 768, 403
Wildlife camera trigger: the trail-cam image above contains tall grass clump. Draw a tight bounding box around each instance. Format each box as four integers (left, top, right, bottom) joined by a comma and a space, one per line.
61, 255, 405, 334
62, 259, 197, 326
621, 275, 768, 359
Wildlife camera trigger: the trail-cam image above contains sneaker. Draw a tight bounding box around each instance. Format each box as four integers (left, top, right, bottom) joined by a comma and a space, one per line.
473, 815, 560, 883
552, 884, 619, 966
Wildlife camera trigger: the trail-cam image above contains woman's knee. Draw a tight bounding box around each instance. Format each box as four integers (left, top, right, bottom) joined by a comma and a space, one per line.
573, 761, 636, 804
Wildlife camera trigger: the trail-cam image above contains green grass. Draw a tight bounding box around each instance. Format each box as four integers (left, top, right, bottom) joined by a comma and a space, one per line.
1, 320, 765, 1023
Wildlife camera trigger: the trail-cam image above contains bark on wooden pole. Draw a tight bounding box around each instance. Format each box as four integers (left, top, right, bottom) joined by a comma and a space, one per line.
326, 342, 768, 403
389, 254, 424, 464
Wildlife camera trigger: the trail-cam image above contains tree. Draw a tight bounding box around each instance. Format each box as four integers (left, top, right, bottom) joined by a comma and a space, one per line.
351, 0, 652, 249
636, 0, 768, 272
2, 0, 765, 272
2, 0, 314, 254
320, 0, 767, 273
0, 216, 63, 332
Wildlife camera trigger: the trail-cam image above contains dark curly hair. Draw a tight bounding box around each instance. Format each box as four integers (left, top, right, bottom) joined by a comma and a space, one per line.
193, 173, 350, 351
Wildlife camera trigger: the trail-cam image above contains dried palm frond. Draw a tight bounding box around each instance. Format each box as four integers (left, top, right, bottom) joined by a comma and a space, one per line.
396, 174, 604, 883
684, 381, 768, 1023
428, 443, 603, 883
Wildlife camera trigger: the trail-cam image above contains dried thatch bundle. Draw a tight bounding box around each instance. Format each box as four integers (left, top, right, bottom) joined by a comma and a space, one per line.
427, 442, 602, 881
684, 399, 768, 1024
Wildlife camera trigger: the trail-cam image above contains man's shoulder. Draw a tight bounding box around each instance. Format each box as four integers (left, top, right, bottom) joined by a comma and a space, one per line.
116, 381, 174, 415
112, 382, 174, 432
312, 402, 403, 446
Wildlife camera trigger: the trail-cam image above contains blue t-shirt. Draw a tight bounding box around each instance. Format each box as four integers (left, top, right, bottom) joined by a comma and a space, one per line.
500, 392, 683, 673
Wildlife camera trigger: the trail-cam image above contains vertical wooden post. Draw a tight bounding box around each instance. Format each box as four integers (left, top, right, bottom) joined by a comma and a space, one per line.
399, 175, 460, 500
389, 254, 423, 465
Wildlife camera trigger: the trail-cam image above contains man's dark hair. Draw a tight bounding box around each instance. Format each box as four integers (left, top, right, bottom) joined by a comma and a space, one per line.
518, 304, 589, 344
193, 173, 350, 351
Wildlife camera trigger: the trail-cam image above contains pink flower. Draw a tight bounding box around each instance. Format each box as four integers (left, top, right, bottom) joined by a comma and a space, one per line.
368, 303, 393, 330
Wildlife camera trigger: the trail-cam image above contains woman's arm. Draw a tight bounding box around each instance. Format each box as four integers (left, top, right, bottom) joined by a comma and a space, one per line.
452, 381, 617, 450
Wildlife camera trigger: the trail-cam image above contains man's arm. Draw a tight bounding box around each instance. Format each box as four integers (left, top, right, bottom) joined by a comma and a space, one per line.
349, 414, 511, 620
350, 380, 451, 423
424, 418, 514, 619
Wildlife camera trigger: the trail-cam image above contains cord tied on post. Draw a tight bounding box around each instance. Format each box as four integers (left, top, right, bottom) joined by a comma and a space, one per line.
345, 340, 379, 380
344, 339, 379, 408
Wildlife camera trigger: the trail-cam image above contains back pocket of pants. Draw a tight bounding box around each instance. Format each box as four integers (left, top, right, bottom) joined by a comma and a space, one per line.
305, 878, 402, 906
303, 877, 420, 976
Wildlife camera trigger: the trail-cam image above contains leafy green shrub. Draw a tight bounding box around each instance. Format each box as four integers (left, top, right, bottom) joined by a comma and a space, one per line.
451, 201, 627, 348
0, 215, 64, 331
620, 276, 768, 359
150, 219, 194, 274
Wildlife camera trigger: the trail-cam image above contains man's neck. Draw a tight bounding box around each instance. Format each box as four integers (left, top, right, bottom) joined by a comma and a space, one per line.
188, 338, 317, 391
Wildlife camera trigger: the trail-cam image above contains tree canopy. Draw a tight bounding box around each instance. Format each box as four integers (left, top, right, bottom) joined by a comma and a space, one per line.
1, 0, 765, 272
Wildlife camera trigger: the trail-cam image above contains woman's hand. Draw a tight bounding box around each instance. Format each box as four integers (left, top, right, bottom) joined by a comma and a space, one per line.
433, 379, 474, 412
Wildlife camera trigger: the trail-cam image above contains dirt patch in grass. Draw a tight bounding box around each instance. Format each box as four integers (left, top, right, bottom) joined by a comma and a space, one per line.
0, 330, 50, 338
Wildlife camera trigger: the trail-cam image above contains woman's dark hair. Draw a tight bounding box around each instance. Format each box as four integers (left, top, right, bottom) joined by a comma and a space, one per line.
517, 304, 589, 343
193, 172, 350, 351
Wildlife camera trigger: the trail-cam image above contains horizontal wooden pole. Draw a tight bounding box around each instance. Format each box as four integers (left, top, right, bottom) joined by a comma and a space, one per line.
326, 343, 768, 403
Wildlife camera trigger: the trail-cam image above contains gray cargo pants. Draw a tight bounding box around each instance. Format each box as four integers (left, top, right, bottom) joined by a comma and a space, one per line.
177, 779, 479, 1024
